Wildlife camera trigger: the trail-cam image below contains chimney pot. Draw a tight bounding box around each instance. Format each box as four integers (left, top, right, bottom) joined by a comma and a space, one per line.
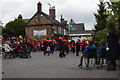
49, 6, 56, 19
37, 2, 42, 12
18, 14, 22, 19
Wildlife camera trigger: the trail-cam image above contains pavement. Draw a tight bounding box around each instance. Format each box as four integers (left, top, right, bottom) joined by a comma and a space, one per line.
1, 51, 119, 78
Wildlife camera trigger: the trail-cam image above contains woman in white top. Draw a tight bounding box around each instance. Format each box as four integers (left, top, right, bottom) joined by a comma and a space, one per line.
3, 41, 13, 58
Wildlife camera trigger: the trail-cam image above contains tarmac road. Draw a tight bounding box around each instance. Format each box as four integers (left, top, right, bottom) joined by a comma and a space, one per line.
2, 51, 119, 78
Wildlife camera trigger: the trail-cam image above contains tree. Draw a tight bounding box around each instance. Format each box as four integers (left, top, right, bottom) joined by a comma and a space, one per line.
92, 1, 109, 45
94, 1, 108, 32
107, 2, 120, 30
0, 20, 3, 36
2, 28, 16, 39
0, 21, 3, 26
92, 29, 107, 45
5, 19, 26, 37
92, 1, 120, 46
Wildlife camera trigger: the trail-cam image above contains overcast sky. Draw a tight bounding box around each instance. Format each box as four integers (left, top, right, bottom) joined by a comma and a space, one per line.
0, 0, 108, 30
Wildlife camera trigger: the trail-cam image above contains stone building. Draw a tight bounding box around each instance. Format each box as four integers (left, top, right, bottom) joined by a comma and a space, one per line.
25, 2, 69, 40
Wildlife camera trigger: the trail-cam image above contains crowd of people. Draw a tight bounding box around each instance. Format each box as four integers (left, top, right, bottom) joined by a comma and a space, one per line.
1, 22, 120, 71
1, 37, 88, 58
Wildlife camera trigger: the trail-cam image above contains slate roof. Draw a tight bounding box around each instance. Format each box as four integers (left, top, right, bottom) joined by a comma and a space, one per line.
42, 12, 59, 25
26, 12, 60, 26
23, 19, 29, 23
70, 30, 93, 34
69, 23, 93, 34
71, 23, 85, 31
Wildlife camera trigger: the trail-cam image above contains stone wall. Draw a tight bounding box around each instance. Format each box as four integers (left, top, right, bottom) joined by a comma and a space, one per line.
26, 25, 51, 39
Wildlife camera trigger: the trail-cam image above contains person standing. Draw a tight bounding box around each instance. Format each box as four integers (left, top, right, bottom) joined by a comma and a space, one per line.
48, 40, 54, 54
106, 22, 120, 71
70, 39, 75, 53
58, 37, 65, 58
0, 42, 2, 56
63, 39, 69, 54
43, 39, 48, 55
75, 40, 80, 56
80, 40, 87, 54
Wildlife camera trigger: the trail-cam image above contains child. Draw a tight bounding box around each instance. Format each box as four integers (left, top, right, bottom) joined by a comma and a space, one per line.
46, 46, 51, 56
97, 41, 107, 66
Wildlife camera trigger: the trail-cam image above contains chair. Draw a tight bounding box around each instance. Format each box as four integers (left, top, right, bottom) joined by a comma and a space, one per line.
4, 52, 11, 59
99, 48, 107, 58
84, 48, 97, 69
96, 48, 107, 69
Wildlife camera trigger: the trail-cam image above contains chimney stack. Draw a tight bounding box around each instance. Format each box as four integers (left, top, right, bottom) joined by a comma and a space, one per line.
18, 14, 23, 19
37, 2, 42, 12
49, 6, 56, 19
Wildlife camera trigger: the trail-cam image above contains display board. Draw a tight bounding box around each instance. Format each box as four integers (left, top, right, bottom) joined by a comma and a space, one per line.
33, 29, 46, 36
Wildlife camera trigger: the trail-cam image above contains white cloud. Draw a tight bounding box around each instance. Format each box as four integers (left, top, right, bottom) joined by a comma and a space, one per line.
0, 0, 100, 30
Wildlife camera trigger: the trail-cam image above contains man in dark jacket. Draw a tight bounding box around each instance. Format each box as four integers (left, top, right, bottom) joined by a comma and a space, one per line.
48, 40, 54, 54
70, 39, 75, 53
58, 37, 65, 58
63, 39, 69, 54
76, 40, 80, 56
43, 39, 48, 55
107, 22, 120, 71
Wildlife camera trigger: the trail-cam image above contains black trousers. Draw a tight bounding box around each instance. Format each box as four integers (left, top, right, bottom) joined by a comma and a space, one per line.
65, 47, 69, 54
59, 50, 65, 58
107, 58, 116, 69
43, 47, 47, 55
97, 57, 105, 64
50, 46, 54, 54
76, 50, 80, 56
71, 48, 75, 53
